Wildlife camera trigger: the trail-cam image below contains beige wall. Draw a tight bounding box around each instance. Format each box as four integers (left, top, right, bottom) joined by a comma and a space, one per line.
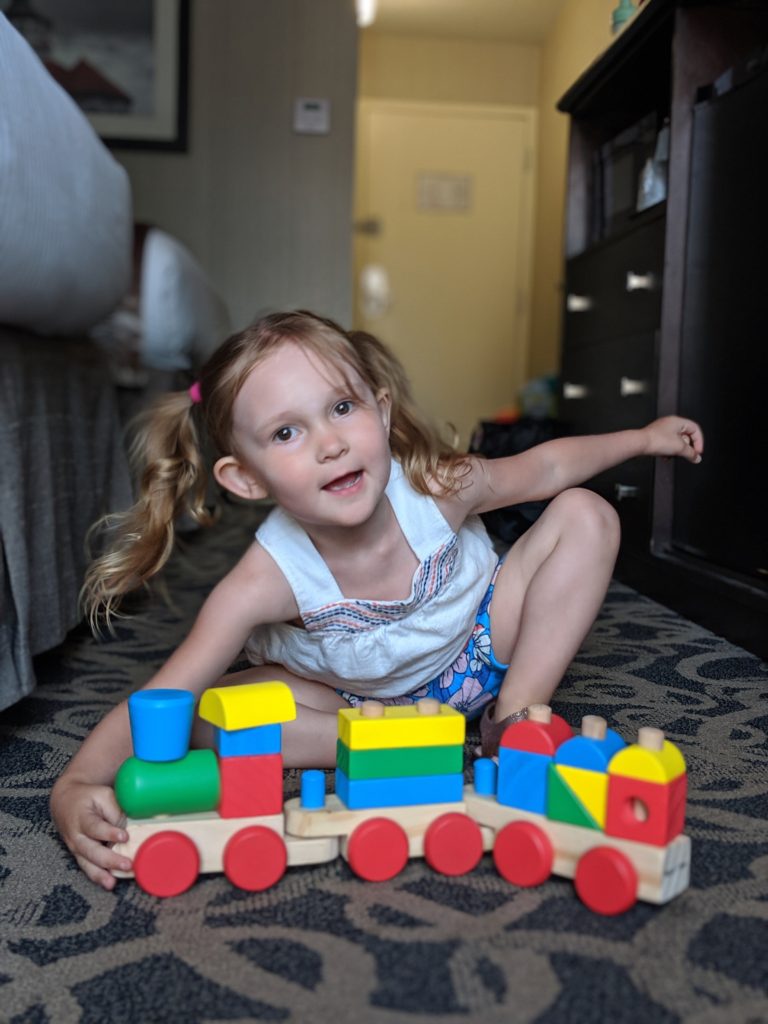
356, 31, 539, 432
354, 100, 536, 445
115, 2, 623, 372
359, 32, 540, 106
528, 0, 622, 378
115, 0, 358, 332
359, 21, 630, 387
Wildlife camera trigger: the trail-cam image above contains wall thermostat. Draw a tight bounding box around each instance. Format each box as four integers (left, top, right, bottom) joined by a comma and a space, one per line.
293, 97, 331, 135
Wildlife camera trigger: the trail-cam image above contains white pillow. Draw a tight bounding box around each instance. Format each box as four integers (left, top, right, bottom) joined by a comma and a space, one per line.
140, 229, 232, 372
0, 14, 132, 335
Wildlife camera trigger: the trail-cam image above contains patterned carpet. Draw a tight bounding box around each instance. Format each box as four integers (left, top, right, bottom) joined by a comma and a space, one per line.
1, 501, 767, 1023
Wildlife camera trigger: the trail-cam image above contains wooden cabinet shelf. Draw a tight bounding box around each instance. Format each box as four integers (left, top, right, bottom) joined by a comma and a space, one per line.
557, 0, 768, 657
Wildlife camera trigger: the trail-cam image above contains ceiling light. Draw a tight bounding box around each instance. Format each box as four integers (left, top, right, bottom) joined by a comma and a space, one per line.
356, 0, 377, 28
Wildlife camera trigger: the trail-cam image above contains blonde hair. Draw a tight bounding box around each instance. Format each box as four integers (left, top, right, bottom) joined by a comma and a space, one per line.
82, 311, 468, 629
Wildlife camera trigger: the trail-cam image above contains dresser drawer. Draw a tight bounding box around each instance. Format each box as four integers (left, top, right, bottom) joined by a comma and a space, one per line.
590, 459, 654, 549
560, 331, 657, 436
564, 214, 665, 349
560, 330, 657, 554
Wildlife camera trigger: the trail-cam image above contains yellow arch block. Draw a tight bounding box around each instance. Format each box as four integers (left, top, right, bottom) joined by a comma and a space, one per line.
609, 740, 686, 783
199, 681, 296, 730
556, 764, 609, 828
338, 704, 465, 750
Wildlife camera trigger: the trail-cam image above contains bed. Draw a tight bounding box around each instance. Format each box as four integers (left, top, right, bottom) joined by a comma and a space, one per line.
0, 12, 232, 709
0, 13, 132, 710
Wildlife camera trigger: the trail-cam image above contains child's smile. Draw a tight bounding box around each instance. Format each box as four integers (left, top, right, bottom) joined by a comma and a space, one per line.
323, 469, 364, 493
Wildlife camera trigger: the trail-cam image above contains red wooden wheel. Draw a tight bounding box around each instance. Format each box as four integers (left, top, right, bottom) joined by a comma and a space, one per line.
223, 826, 287, 892
574, 846, 638, 915
133, 831, 200, 897
347, 818, 409, 881
493, 821, 553, 887
424, 813, 484, 876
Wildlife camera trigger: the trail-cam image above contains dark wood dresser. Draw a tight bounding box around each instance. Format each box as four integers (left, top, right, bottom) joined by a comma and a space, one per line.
557, 0, 768, 657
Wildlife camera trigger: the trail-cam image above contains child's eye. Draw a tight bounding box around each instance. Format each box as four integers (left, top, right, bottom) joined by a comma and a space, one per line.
334, 400, 354, 416
272, 426, 297, 443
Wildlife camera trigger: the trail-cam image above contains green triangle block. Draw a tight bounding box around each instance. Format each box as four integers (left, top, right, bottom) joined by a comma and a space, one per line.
546, 764, 601, 830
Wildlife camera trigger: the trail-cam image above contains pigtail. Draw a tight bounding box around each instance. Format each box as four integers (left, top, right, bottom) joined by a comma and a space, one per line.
81, 389, 215, 631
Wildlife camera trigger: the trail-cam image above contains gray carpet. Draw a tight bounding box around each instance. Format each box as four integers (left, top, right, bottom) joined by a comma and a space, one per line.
1, 501, 767, 1023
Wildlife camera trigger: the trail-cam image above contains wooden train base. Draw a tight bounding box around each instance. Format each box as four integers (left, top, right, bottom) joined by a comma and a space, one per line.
112, 684, 691, 914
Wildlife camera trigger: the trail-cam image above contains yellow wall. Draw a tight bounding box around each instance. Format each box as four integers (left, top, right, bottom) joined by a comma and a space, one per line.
528, 0, 623, 378
356, 31, 539, 433
358, 32, 540, 106
359, 9, 630, 385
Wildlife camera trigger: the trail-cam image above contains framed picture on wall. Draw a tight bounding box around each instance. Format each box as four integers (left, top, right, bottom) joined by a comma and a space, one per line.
3, 0, 190, 151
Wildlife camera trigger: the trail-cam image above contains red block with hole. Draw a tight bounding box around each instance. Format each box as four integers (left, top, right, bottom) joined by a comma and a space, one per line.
604, 772, 687, 846
218, 753, 283, 818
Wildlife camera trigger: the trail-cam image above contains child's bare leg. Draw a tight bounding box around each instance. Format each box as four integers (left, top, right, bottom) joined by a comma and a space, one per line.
489, 488, 620, 719
191, 663, 346, 768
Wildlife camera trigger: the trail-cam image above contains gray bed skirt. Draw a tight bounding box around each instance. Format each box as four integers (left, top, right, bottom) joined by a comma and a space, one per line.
0, 327, 132, 710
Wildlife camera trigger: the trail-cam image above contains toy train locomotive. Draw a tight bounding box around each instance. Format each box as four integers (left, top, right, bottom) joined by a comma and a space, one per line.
112, 681, 691, 916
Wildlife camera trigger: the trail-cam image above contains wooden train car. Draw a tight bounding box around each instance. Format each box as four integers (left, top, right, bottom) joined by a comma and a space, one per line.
112, 682, 690, 915
465, 706, 690, 915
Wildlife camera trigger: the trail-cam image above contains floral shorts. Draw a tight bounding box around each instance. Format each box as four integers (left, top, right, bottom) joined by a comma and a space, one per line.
338, 559, 508, 722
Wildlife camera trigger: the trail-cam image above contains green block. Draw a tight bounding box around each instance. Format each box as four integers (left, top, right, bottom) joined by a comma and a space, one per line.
115, 749, 220, 818
546, 763, 600, 830
336, 739, 463, 780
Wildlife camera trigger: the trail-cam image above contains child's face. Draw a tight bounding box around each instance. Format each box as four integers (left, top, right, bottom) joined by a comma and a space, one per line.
217, 341, 392, 531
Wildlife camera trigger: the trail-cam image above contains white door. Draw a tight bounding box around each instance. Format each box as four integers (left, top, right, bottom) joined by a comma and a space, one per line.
354, 100, 536, 448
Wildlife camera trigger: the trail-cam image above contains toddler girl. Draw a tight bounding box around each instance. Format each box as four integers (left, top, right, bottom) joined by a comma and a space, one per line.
50, 310, 703, 888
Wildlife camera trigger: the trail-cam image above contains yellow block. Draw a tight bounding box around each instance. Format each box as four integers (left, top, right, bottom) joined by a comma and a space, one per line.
609, 740, 686, 783
556, 764, 609, 828
199, 681, 296, 730
338, 704, 465, 750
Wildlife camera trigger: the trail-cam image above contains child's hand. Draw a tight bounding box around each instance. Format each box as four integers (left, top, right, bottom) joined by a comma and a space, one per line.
643, 416, 703, 463
50, 776, 132, 890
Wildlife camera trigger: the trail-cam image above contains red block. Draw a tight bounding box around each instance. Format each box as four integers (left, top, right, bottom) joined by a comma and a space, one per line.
605, 772, 687, 846
500, 714, 573, 756
218, 753, 284, 818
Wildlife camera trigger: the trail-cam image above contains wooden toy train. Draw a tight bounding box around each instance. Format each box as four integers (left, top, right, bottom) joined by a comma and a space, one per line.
112, 682, 691, 916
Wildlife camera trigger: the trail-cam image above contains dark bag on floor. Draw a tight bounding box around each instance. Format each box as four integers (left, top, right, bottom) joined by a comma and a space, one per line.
469, 416, 563, 545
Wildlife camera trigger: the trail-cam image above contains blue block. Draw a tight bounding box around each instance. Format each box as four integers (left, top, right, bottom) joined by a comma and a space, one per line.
128, 689, 194, 762
334, 768, 464, 809
301, 769, 326, 809
213, 722, 281, 756
473, 757, 498, 796
554, 729, 625, 772
497, 748, 551, 813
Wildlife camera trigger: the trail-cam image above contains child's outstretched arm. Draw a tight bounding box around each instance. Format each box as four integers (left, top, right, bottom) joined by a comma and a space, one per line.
451, 415, 703, 515
50, 543, 296, 889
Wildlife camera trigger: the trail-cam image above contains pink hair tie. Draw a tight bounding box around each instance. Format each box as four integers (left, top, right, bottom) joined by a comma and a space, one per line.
188, 381, 202, 404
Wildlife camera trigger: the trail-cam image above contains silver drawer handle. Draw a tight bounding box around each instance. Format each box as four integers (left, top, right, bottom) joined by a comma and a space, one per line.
614, 483, 639, 501
626, 271, 657, 292
566, 293, 593, 312
563, 382, 589, 399
620, 376, 648, 397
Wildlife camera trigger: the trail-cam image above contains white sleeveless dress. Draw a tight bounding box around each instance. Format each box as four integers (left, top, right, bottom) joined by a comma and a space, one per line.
245, 459, 498, 697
